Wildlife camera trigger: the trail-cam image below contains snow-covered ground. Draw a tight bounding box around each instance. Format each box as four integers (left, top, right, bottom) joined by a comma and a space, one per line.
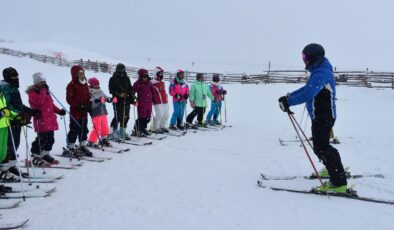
1, 49, 394, 230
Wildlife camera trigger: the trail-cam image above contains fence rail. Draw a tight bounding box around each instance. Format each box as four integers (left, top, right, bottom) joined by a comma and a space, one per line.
1, 47, 393, 89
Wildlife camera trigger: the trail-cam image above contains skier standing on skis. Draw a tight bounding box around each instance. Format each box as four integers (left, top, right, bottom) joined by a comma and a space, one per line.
26, 72, 66, 166
186, 73, 213, 128
278, 43, 348, 193
63, 65, 93, 157
87, 77, 112, 147
108, 63, 134, 140
132, 68, 155, 137
205, 74, 227, 126
169, 69, 189, 130
0, 67, 40, 179
151, 67, 169, 133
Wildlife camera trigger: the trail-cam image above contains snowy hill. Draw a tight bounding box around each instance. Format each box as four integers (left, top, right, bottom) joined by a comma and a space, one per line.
1, 46, 394, 230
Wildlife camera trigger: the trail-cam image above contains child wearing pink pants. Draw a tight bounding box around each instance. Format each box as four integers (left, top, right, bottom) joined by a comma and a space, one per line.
87, 78, 112, 147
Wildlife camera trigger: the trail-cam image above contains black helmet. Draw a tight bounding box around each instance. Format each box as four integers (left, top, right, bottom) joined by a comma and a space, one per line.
115, 63, 126, 73
3, 67, 19, 80
196, 73, 204, 81
212, 74, 220, 82
302, 43, 325, 68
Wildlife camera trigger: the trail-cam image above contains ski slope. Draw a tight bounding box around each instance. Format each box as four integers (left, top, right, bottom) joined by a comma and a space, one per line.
0, 47, 394, 230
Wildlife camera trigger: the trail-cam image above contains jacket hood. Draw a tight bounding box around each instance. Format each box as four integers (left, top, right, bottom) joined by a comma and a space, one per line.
71, 65, 84, 82
307, 57, 332, 73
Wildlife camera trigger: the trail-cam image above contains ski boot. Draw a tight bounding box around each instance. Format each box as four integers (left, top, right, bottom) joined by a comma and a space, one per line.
205, 120, 212, 126
312, 181, 349, 194
0, 184, 12, 194
161, 127, 170, 133
79, 142, 93, 157
118, 127, 131, 141
62, 143, 83, 159
177, 123, 185, 131
32, 155, 47, 167
101, 138, 112, 147
212, 120, 220, 126
141, 129, 151, 136
0, 170, 19, 183
8, 166, 29, 178
186, 122, 198, 129
131, 130, 146, 137
169, 125, 177, 131
42, 151, 59, 164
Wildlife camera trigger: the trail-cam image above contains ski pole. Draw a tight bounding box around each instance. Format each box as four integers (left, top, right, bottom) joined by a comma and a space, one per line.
112, 97, 121, 143
48, 90, 81, 128
90, 108, 104, 151
33, 120, 46, 176
290, 113, 314, 150
7, 125, 26, 201
61, 115, 73, 162
224, 95, 227, 123
132, 102, 140, 137
21, 126, 35, 187
287, 112, 324, 188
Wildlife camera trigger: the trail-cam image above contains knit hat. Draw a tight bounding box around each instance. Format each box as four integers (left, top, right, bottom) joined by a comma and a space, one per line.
88, 77, 100, 87
33, 72, 46, 85
138, 68, 149, 77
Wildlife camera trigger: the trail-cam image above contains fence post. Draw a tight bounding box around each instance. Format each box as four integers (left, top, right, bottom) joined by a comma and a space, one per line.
392, 74, 394, 89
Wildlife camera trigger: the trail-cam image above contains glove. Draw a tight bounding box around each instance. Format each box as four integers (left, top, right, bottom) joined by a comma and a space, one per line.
94, 99, 101, 104
0, 109, 11, 118
58, 109, 66, 116
183, 94, 189, 100
41, 83, 49, 89
175, 94, 182, 100
31, 109, 41, 118
222, 90, 227, 95
112, 97, 118, 103
80, 104, 90, 113
134, 101, 139, 107
119, 92, 129, 99
278, 95, 292, 113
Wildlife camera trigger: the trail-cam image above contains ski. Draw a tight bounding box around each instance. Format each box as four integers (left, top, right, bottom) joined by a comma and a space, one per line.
0, 177, 56, 184
163, 131, 186, 137
0, 201, 22, 209
9, 186, 57, 194
22, 174, 64, 180
120, 140, 153, 146
86, 145, 129, 154
279, 138, 340, 146
131, 134, 167, 141
22, 159, 82, 169
257, 180, 394, 205
0, 187, 56, 199
260, 173, 385, 181
0, 219, 29, 229
56, 151, 105, 162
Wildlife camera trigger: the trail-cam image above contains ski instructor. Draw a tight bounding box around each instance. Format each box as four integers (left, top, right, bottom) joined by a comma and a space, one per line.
278, 43, 348, 193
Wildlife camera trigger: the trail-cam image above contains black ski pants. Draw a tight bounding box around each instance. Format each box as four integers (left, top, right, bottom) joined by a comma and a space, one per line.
312, 116, 347, 186
110, 101, 130, 129
186, 106, 206, 124
67, 117, 89, 144
31, 131, 55, 156
134, 118, 150, 132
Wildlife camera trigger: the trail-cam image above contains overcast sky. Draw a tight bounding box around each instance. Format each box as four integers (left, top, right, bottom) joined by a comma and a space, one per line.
1, 0, 393, 73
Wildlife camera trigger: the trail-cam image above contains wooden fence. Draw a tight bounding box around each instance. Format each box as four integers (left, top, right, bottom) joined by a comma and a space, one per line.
1, 47, 393, 89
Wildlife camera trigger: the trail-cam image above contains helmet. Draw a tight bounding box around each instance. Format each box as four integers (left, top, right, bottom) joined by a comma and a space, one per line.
154, 66, 164, 80
3, 67, 19, 80
196, 73, 204, 81
88, 77, 100, 87
176, 69, 184, 79
212, 74, 220, 82
116, 63, 126, 73
302, 43, 325, 68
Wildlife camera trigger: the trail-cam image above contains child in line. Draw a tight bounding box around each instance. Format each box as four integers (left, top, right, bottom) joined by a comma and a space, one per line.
186, 73, 213, 128
26, 72, 66, 166
87, 77, 112, 147
206, 74, 227, 126
132, 68, 154, 136
151, 67, 169, 133
169, 70, 189, 130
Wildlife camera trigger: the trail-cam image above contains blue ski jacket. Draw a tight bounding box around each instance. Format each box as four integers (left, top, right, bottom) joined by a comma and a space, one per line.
288, 58, 336, 120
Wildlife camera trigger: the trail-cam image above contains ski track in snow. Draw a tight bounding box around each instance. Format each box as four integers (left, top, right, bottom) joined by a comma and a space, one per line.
0, 49, 394, 230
